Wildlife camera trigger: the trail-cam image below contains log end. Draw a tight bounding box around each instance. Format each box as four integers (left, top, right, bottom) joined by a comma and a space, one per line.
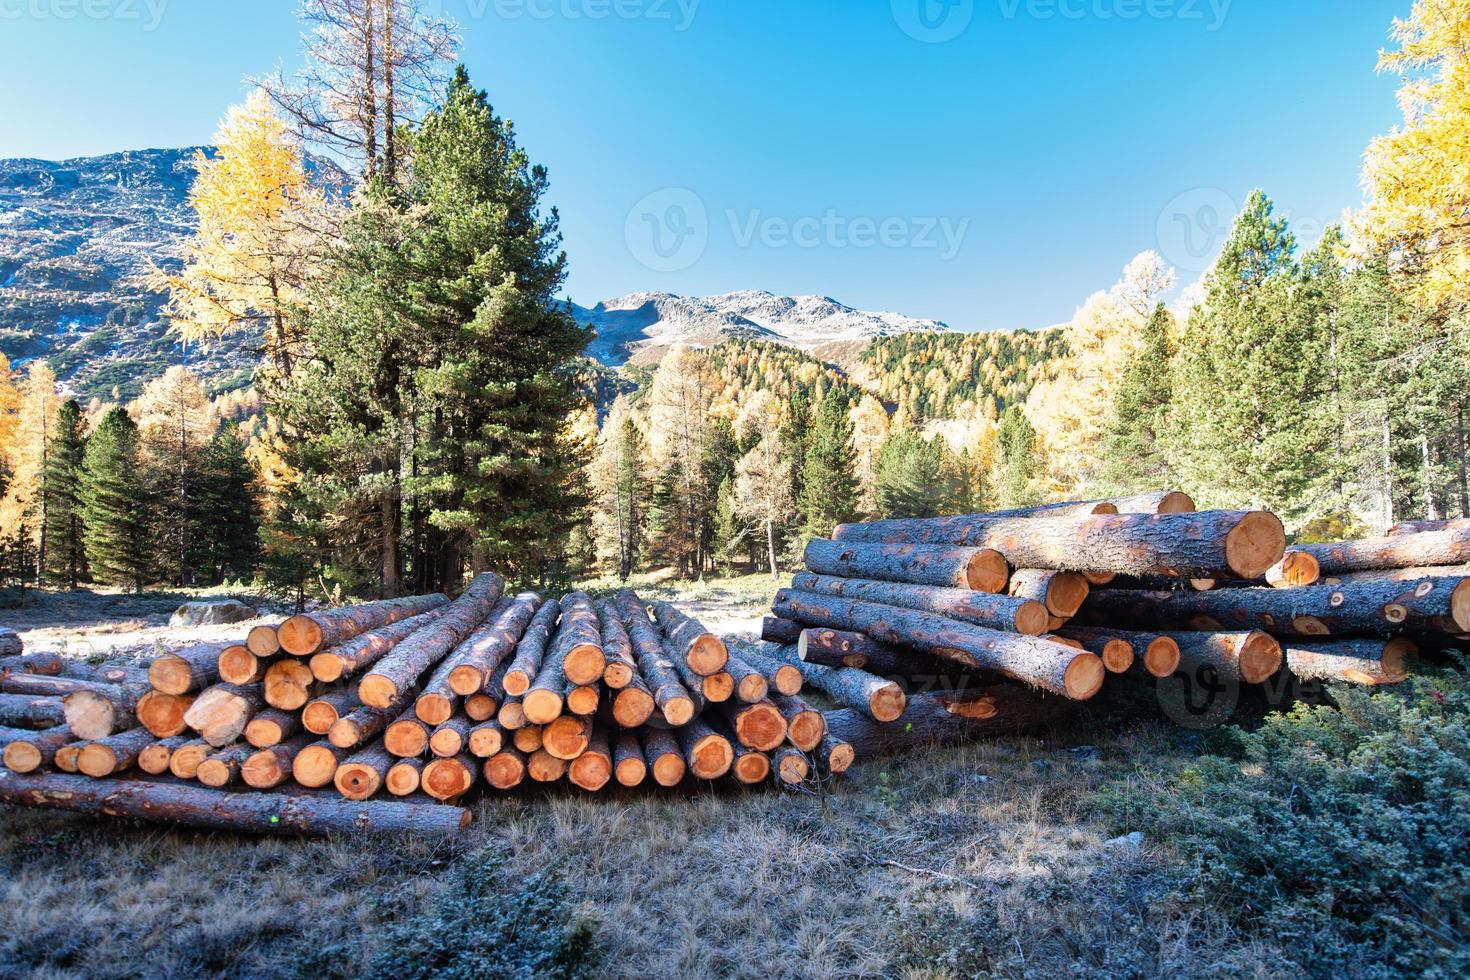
244, 717, 285, 748
1156, 491, 1196, 513
502, 671, 532, 698
775, 750, 810, 785
429, 728, 465, 759
701, 673, 735, 704
1062, 653, 1106, 701
1453, 579, 1470, 633
384, 720, 429, 758
196, 759, 234, 788
731, 751, 770, 785
686, 634, 729, 676
1240, 631, 1284, 685
334, 763, 382, 801
137, 692, 193, 739
544, 716, 591, 760
241, 750, 287, 789
169, 743, 210, 780
484, 751, 527, 790
217, 646, 260, 686
385, 760, 422, 796
3, 742, 43, 774
327, 720, 365, 750
1144, 637, 1182, 678
76, 744, 118, 778
526, 748, 568, 783
1267, 550, 1321, 589
1100, 639, 1135, 675
568, 752, 611, 792
1049, 572, 1091, 618
356, 676, 399, 711
415, 693, 455, 728
137, 743, 173, 776
612, 688, 656, 728
786, 711, 826, 752
246, 624, 281, 657
1014, 600, 1051, 638
661, 696, 696, 728
468, 726, 503, 758
965, 549, 1011, 594
737, 675, 768, 703
736, 703, 788, 752
147, 656, 193, 697
309, 654, 345, 684
522, 690, 564, 726
291, 746, 340, 787
446, 665, 486, 698
774, 666, 803, 697
825, 740, 856, 773
563, 644, 607, 687
687, 734, 733, 780
602, 662, 634, 689
1381, 638, 1416, 683
566, 685, 601, 716
870, 684, 907, 723
615, 756, 647, 787
650, 751, 686, 787
301, 701, 341, 736
277, 615, 323, 657
62, 691, 120, 742
423, 757, 475, 799
1224, 511, 1287, 580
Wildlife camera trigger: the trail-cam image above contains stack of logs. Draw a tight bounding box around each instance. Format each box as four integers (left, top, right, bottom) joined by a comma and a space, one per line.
763, 493, 1465, 751
0, 575, 862, 835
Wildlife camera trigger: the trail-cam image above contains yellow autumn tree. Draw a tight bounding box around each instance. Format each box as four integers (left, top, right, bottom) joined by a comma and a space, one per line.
134, 366, 218, 585
155, 88, 326, 383
849, 393, 891, 516
0, 363, 60, 577
1354, 0, 1470, 313
1023, 251, 1175, 498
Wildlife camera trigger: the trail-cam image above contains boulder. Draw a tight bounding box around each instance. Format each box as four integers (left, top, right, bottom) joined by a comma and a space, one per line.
169, 600, 257, 628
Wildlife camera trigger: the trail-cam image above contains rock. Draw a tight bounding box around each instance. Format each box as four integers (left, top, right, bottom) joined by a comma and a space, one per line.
1066, 745, 1099, 762
169, 600, 257, 628
1104, 831, 1144, 853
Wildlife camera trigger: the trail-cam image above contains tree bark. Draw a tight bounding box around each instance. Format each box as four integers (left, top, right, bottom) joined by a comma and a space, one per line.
760, 616, 804, 644
148, 643, 229, 695
551, 592, 606, 686
331, 699, 412, 751
501, 598, 562, 696
308, 608, 446, 683
791, 571, 1049, 636
443, 592, 542, 695
0, 770, 471, 835
834, 510, 1286, 580
182, 683, 264, 747
1283, 637, 1414, 685
0, 693, 64, 729
77, 727, 156, 777
772, 589, 1105, 700
804, 539, 1011, 594
641, 727, 686, 787
763, 644, 906, 721
729, 642, 804, 695
0, 651, 64, 676
1295, 528, 1470, 575
612, 727, 646, 787
612, 593, 694, 725
650, 599, 728, 675
357, 574, 505, 708
675, 716, 733, 780
597, 599, 639, 689
823, 687, 1070, 757
277, 592, 452, 656
1324, 565, 1470, 586
1, 724, 73, 773
1007, 569, 1090, 618
795, 628, 945, 677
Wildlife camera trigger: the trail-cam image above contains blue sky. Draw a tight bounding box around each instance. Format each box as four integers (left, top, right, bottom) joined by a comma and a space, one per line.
1, 0, 1406, 330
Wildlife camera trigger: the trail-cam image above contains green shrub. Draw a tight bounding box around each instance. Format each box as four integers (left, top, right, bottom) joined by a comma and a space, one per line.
1101, 667, 1470, 977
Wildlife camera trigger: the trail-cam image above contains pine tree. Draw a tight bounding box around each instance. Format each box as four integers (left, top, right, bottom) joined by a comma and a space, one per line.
781, 388, 812, 508
874, 431, 947, 518
78, 408, 151, 593
1102, 302, 1176, 491
192, 428, 261, 583
799, 388, 858, 537
998, 406, 1040, 507
135, 367, 217, 587
41, 400, 86, 589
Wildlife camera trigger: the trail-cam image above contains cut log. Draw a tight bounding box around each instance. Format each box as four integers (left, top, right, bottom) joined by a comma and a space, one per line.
522, 648, 568, 725
731, 643, 804, 695
1296, 528, 1470, 575
307, 608, 445, 683
551, 592, 606, 686
444, 592, 542, 696
197, 743, 254, 788
263, 659, 317, 711
483, 748, 527, 790
816, 731, 855, 774
613, 728, 646, 787
724, 655, 769, 703
331, 700, 408, 751
429, 718, 472, 758
246, 624, 280, 658
700, 672, 734, 704
650, 600, 728, 675
513, 725, 544, 754
794, 628, 936, 677
730, 742, 771, 785
385, 756, 424, 796
526, 748, 567, 783
0, 693, 65, 729
464, 693, 498, 722
565, 683, 600, 716
773, 589, 1105, 700
182, 683, 264, 747
761, 616, 804, 645
543, 714, 592, 761
53, 743, 80, 773
0, 770, 471, 835
61, 682, 149, 740
137, 735, 192, 776
0, 651, 63, 676
243, 707, 302, 748
1324, 565, 1470, 586
1058, 627, 1182, 679
0, 629, 20, 657
675, 717, 733, 780
277, 592, 451, 656
148, 643, 229, 695
502, 598, 562, 696
383, 712, 430, 757
642, 728, 686, 787
1284, 638, 1414, 685
597, 600, 638, 688
242, 735, 315, 789
357, 574, 505, 709
568, 727, 612, 791
1264, 550, 1322, 589
302, 690, 358, 735
291, 740, 351, 788
1049, 630, 1134, 675
1390, 518, 1470, 536
1007, 569, 1090, 618
834, 510, 1286, 580
1110, 491, 1197, 514
803, 538, 1011, 594
789, 572, 1049, 636
771, 746, 810, 786
824, 686, 1070, 756
467, 720, 505, 758
763, 646, 906, 722
770, 693, 825, 751
167, 739, 214, 779
613, 594, 695, 726
497, 696, 526, 730
216, 645, 265, 686
3, 674, 124, 698
719, 699, 787, 751
611, 675, 656, 728
414, 656, 461, 727
77, 727, 156, 777
1077, 578, 1470, 638
334, 745, 393, 800
2, 724, 73, 773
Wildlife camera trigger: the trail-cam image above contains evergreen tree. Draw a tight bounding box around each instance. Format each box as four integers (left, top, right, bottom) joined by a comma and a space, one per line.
874, 431, 947, 518
998, 406, 1040, 507
1102, 302, 1176, 491
78, 408, 151, 593
799, 388, 858, 536
781, 388, 812, 507
41, 400, 86, 589
192, 429, 261, 583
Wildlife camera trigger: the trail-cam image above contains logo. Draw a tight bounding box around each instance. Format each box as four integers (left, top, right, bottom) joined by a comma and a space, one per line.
625, 188, 708, 273
1156, 187, 1237, 275
892, 0, 973, 42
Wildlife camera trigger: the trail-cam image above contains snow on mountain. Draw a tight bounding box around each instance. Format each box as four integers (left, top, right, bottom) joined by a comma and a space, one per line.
571, 289, 951, 366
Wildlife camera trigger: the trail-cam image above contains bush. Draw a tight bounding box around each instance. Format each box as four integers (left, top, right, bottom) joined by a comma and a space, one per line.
1101, 666, 1470, 977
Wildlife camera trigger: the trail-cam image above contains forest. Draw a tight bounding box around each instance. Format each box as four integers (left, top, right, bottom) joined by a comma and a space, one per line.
1, 0, 1468, 603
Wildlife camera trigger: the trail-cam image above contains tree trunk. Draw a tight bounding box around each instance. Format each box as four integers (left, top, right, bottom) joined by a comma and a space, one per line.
641, 727, 685, 787
550, 592, 606, 686
1, 724, 73, 773
0, 694, 65, 729
773, 589, 1104, 700
443, 592, 541, 695
148, 643, 229, 695
358, 574, 504, 708
197, 743, 254, 788
1422, 432, 1439, 520
597, 599, 638, 688
792, 571, 1049, 636
834, 510, 1286, 580
717, 699, 787, 751
1059, 624, 1278, 683
728, 642, 804, 696
1389, 518, 1470, 536
674, 716, 733, 780
612, 593, 694, 725
0, 650, 63, 675
182, 683, 264, 747
1283, 638, 1414, 686
1077, 578, 1470, 638
501, 598, 562, 696
759, 616, 803, 645
244, 708, 302, 749
77, 727, 156, 777
723, 654, 770, 703
1007, 569, 1090, 618
1295, 528, 1470, 574
381, 490, 401, 600
0, 770, 471, 835
804, 539, 1010, 593
762, 644, 906, 721
823, 687, 1070, 757
766, 517, 778, 581
612, 728, 646, 787
278, 592, 452, 657
308, 607, 445, 684
650, 599, 728, 676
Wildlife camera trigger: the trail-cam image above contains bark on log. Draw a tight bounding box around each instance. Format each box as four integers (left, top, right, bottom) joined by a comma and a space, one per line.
1264, 550, 1322, 589
242, 735, 315, 789
443, 592, 542, 696
823, 686, 1071, 756
790, 572, 1049, 636
804, 539, 1011, 593
675, 716, 733, 780
613, 593, 695, 725
182, 683, 264, 747
0, 770, 471, 835
331, 699, 410, 751
483, 748, 527, 790
197, 743, 254, 788
502, 598, 562, 696
526, 748, 567, 783
772, 589, 1105, 700
1077, 579, 1470, 638
385, 756, 424, 796
167, 739, 213, 780
307, 608, 445, 683
62, 682, 149, 740
291, 740, 351, 788
2, 724, 73, 773
1007, 569, 1090, 618
414, 655, 461, 727
761, 616, 804, 645
244, 708, 302, 748
263, 659, 317, 711
137, 735, 192, 776
357, 574, 505, 709
0, 629, 22, 658
0, 651, 63, 677
612, 728, 646, 787
568, 727, 612, 791
1056, 627, 1180, 678
1047, 629, 1134, 674
597, 600, 638, 689
77, 727, 156, 777
522, 647, 568, 725
246, 624, 280, 658
769, 692, 826, 751
551, 592, 606, 686
1324, 565, 1470, 586
816, 731, 855, 774
334, 744, 394, 801
764, 644, 906, 722
724, 655, 769, 703
730, 642, 804, 695
467, 720, 505, 758
302, 690, 358, 735
277, 592, 451, 656
642, 728, 686, 787
1296, 528, 1470, 575
834, 510, 1286, 580
148, 643, 229, 695
217, 645, 264, 686
771, 746, 810, 786
649, 600, 728, 676
718, 699, 787, 751
1284, 638, 1414, 685
794, 628, 938, 677
0, 693, 65, 729
1389, 518, 1470, 536
429, 718, 472, 758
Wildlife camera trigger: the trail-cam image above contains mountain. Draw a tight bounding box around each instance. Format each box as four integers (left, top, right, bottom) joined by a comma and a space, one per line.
569, 290, 952, 369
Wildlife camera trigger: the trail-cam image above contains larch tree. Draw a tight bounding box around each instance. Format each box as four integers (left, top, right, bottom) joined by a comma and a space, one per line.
79, 408, 151, 593
734, 391, 794, 579
135, 366, 218, 586
0, 363, 60, 584
848, 393, 891, 517
41, 400, 87, 589
592, 396, 647, 581
646, 345, 714, 576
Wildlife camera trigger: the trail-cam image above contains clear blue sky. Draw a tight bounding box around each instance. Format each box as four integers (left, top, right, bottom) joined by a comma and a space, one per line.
0, 0, 1405, 330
